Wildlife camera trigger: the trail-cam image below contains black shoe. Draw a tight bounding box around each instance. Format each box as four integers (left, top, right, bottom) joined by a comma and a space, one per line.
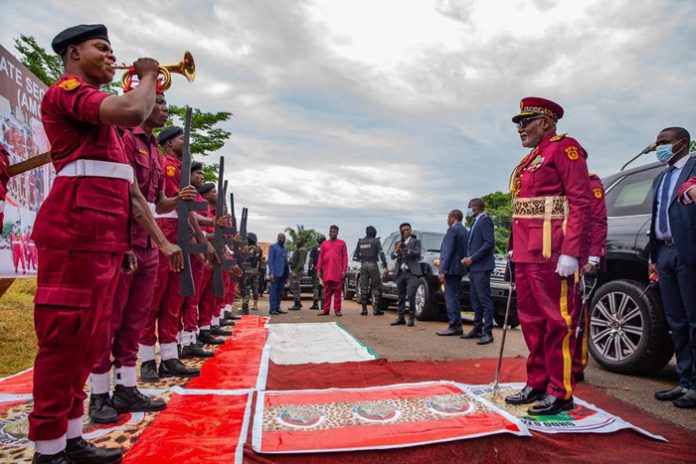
111, 385, 166, 413
505, 386, 546, 405
140, 360, 160, 383
32, 451, 74, 464
527, 394, 574, 415
288, 303, 302, 311
575, 372, 585, 383
276, 308, 288, 314
269, 309, 281, 315
477, 334, 494, 345
236, 309, 250, 316
211, 325, 232, 337
181, 343, 214, 358
391, 318, 406, 326
673, 389, 696, 408
88, 393, 118, 424
460, 330, 483, 339
223, 311, 241, 320
361, 305, 368, 316
309, 302, 319, 310
158, 358, 200, 378
407, 318, 415, 327
65, 437, 122, 464
436, 328, 462, 336
655, 385, 689, 401
373, 309, 384, 316
198, 329, 224, 345
219, 319, 235, 327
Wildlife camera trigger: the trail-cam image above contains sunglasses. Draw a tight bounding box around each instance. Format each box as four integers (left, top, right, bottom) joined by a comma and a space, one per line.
516, 116, 545, 129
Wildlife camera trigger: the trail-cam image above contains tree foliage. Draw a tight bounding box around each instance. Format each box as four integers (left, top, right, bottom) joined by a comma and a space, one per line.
284, 225, 318, 251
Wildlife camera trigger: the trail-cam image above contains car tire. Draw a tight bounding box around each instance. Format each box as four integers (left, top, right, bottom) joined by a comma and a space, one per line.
588, 280, 673, 375
413, 278, 438, 321
343, 279, 355, 300
493, 308, 520, 329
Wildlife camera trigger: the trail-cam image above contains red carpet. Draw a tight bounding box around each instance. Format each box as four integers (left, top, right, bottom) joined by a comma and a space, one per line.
241, 357, 696, 464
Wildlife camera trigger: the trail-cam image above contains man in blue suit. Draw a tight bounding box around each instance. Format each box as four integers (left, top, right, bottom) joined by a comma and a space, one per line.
460, 198, 496, 345
437, 210, 469, 336
268, 233, 289, 316
648, 127, 696, 409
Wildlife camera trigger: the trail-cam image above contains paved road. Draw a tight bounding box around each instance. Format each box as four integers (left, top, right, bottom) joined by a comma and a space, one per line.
257, 294, 695, 433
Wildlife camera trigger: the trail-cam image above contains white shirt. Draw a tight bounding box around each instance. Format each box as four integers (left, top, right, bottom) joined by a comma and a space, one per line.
655, 155, 689, 240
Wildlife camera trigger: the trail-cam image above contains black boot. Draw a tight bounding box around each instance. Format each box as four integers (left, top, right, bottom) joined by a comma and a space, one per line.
527, 394, 574, 415
181, 343, 214, 358
32, 451, 73, 464
505, 386, 546, 405
211, 325, 232, 336
391, 317, 406, 326
407, 316, 415, 327
219, 317, 235, 327
65, 437, 123, 464
198, 329, 224, 345
111, 385, 167, 413
289, 301, 302, 310
158, 358, 200, 378
237, 308, 250, 316
140, 360, 160, 383
88, 393, 118, 424
373, 309, 384, 315
361, 304, 368, 316
309, 301, 319, 310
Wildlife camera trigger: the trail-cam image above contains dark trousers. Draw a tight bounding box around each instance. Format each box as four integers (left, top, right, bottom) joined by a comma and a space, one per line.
469, 270, 494, 336
444, 274, 463, 330
656, 243, 696, 389
396, 270, 419, 318
359, 262, 382, 307
269, 275, 286, 311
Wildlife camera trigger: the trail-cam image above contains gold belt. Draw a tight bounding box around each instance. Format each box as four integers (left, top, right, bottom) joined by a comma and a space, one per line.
512, 196, 569, 259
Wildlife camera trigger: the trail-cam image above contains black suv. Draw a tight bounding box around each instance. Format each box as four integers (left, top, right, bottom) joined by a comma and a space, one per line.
585, 158, 694, 374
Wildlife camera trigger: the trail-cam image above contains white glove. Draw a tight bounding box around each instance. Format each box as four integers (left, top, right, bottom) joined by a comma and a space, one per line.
508, 250, 513, 259
556, 254, 578, 277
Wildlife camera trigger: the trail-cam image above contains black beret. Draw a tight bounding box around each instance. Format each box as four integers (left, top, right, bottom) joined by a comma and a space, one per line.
247, 232, 258, 243
51, 24, 109, 56
191, 161, 203, 173
197, 182, 215, 195
157, 126, 183, 145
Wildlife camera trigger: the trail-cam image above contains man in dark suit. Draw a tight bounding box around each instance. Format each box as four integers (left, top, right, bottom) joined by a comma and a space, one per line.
436, 210, 469, 336
460, 198, 496, 345
268, 233, 290, 315
390, 223, 423, 327
648, 127, 696, 409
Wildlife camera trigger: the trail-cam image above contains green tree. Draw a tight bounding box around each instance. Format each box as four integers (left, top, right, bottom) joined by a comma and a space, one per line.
160, 106, 232, 182
284, 225, 318, 252
14, 34, 120, 94
468, 191, 512, 255
690, 140, 696, 153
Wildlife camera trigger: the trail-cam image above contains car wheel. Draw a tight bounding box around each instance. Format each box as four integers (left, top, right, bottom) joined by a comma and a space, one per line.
343, 278, 355, 300
588, 280, 673, 375
413, 278, 437, 321
493, 308, 519, 329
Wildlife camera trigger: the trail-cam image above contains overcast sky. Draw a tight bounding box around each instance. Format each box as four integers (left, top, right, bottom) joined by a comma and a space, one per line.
3, 0, 695, 247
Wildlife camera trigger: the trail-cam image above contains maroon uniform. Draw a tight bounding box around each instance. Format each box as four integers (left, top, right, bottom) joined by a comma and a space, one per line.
510, 128, 592, 401
196, 203, 217, 330
573, 174, 607, 378
0, 143, 9, 230
92, 126, 164, 389
30, 74, 131, 444
678, 176, 696, 204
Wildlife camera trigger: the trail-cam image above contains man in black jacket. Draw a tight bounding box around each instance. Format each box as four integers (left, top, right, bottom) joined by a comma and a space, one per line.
353, 226, 388, 316
390, 223, 423, 327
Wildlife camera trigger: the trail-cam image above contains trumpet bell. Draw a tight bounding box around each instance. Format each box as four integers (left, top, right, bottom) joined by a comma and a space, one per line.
163, 51, 195, 83
119, 51, 195, 91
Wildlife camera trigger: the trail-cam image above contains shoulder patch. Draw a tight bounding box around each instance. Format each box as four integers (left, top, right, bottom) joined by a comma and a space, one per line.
166, 165, 177, 177
137, 147, 149, 156
549, 133, 567, 142
593, 187, 603, 199
58, 78, 81, 91
565, 145, 580, 160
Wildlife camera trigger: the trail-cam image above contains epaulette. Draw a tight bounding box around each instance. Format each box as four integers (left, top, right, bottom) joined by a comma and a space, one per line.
549, 133, 567, 142
58, 78, 81, 92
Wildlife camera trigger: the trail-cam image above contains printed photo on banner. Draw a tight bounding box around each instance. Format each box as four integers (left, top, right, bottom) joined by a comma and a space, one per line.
0, 45, 53, 278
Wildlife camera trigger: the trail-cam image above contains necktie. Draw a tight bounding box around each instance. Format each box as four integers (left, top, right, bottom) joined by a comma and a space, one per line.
658, 167, 676, 234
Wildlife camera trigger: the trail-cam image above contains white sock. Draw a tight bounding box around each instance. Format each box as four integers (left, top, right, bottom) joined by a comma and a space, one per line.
212, 316, 220, 326
34, 436, 66, 455
139, 344, 156, 362
115, 366, 137, 387
224, 304, 232, 312
66, 417, 82, 439
200, 325, 211, 331
160, 342, 178, 361
90, 372, 110, 395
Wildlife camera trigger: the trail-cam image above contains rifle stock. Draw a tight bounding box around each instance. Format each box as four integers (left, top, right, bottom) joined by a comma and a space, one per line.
212, 156, 236, 297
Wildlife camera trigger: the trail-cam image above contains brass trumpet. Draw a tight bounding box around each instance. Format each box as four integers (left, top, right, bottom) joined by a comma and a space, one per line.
113, 51, 195, 92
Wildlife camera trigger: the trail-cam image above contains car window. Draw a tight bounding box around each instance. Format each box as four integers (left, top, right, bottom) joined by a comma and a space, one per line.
418, 232, 445, 252
605, 167, 661, 217
383, 234, 397, 259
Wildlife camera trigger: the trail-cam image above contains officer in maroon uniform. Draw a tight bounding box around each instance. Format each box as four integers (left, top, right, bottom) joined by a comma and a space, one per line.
88, 93, 198, 424
573, 173, 607, 382
0, 143, 9, 232
505, 97, 593, 415
31, 24, 183, 464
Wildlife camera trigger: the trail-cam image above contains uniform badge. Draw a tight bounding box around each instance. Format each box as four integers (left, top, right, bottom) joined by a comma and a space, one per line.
593, 188, 603, 199
550, 133, 567, 142
565, 146, 580, 160
58, 78, 80, 91
137, 147, 148, 156
528, 155, 544, 171
166, 165, 176, 177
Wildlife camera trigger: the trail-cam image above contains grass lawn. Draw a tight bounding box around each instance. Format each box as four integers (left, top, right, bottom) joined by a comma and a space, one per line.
0, 278, 37, 377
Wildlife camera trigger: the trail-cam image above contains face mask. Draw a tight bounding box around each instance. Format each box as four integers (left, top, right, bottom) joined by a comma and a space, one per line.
465, 208, 474, 218
655, 144, 674, 164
